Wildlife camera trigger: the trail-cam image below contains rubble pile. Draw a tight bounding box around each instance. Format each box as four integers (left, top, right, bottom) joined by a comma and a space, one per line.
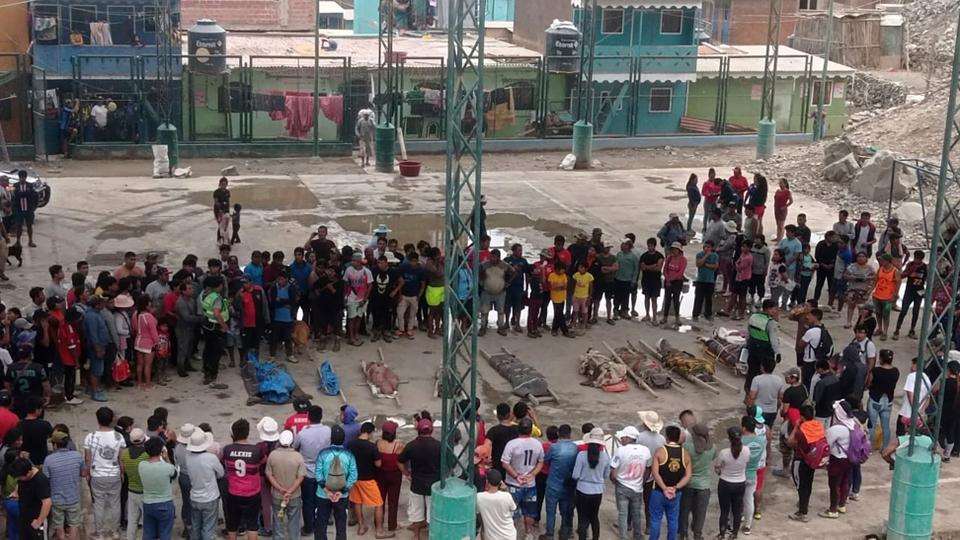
845, 86, 951, 159
904, 0, 959, 78
848, 71, 907, 111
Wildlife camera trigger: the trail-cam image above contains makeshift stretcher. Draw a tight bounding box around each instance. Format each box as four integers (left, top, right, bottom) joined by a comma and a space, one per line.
578, 348, 628, 390
699, 327, 749, 376
610, 342, 676, 394
318, 360, 347, 403
360, 348, 402, 408
480, 346, 559, 406
635, 338, 739, 395
241, 353, 312, 406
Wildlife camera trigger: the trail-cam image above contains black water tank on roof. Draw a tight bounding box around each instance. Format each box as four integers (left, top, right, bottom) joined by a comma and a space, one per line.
188, 19, 227, 74
545, 20, 581, 73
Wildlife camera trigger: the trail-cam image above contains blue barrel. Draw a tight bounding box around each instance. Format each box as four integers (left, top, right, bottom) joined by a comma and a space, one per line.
572, 120, 593, 169
755, 119, 776, 159
887, 435, 940, 540
429, 478, 476, 540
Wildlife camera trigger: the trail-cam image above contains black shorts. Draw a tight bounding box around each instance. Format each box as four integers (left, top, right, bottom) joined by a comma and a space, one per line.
592, 281, 609, 300
733, 279, 751, 295
225, 493, 261, 532
641, 277, 662, 297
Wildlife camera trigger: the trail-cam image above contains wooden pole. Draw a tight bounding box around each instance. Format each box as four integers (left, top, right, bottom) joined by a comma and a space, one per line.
602, 341, 659, 398
685, 374, 721, 395
633, 338, 686, 389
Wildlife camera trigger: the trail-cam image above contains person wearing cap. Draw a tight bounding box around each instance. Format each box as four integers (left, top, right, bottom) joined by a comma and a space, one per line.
268, 267, 300, 362
475, 468, 516, 540
234, 274, 270, 364
223, 418, 268, 539
173, 423, 196, 535
369, 254, 401, 343
692, 240, 720, 321
343, 252, 374, 347
610, 425, 650, 540
375, 420, 404, 533
315, 424, 357, 540
284, 399, 312, 434
120, 427, 149, 540
4, 343, 51, 416
367, 224, 393, 250
500, 417, 543, 538
43, 429, 84, 540
398, 418, 441, 540
266, 429, 306, 540
186, 426, 224, 539
294, 405, 331, 536
346, 422, 386, 537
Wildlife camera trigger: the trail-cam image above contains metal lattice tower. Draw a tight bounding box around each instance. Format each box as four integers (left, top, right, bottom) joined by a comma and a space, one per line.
908, 12, 960, 456
377, 0, 397, 126
574, 0, 596, 123
758, 0, 782, 121
155, 0, 176, 124
439, 0, 484, 493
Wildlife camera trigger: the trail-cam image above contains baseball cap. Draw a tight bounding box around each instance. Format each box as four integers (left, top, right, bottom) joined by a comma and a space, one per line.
382, 420, 399, 434
279, 430, 294, 447
416, 418, 433, 434
129, 428, 146, 444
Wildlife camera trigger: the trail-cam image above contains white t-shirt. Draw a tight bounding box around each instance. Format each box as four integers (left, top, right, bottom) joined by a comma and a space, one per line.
83, 429, 127, 478
900, 371, 932, 419
476, 490, 517, 540
91, 104, 109, 128
853, 338, 877, 364
801, 327, 822, 363
715, 447, 750, 483
826, 425, 850, 458
610, 443, 652, 493
501, 437, 544, 488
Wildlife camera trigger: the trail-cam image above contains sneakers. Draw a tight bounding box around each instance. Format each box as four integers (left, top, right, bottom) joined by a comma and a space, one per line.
92, 391, 109, 402
753, 511, 761, 520
287, 356, 299, 364
787, 512, 809, 523
741, 526, 751, 535
65, 397, 84, 405
908, 330, 917, 339
817, 510, 840, 519
891, 331, 900, 341
847, 492, 859, 501
837, 505, 847, 514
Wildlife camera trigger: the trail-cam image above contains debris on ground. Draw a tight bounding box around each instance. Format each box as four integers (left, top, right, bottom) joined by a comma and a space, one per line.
220, 165, 239, 176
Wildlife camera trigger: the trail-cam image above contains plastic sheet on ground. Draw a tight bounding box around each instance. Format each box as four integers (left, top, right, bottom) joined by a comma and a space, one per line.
240, 353, 311, 405
486, 351, 551, 398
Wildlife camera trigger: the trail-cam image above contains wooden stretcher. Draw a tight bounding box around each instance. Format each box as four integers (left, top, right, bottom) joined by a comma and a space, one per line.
359, 347, 402, 408
480, 346, 560, 406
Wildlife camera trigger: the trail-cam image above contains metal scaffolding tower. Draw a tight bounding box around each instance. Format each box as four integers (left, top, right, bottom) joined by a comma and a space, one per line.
433, 0, 484, 533
574, 0, 596, 124
377, 0, 398, 126
756, 0, 782, 158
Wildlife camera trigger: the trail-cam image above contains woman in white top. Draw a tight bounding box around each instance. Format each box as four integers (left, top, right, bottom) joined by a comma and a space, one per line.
714, 426, 750, 539
821, 400, 854, 519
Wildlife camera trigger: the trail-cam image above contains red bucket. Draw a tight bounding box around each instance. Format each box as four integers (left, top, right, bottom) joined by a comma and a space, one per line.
398, 160, 422, 177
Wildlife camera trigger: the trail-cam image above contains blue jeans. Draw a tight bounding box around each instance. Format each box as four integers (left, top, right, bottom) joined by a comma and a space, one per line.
143, 500, 176, 540
3, 497, 19, 540
869, 395, 893, 450
648, 489, 682, 540
543, 485, 574, 537
615, 483, 643, 540
851, 464, 862, 495
315, 497, 348, 540
301, 477, 318, 534
273, 496, 302, 540
190, 498, 219, 540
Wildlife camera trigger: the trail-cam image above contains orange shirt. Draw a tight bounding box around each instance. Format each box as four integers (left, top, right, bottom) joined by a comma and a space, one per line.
873, 266, 897, 301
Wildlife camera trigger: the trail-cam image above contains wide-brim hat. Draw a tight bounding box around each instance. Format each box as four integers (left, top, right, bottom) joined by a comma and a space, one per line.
724, 221, 738, 233
177, 423, 196, 441
114, 294, 134, 309
584, 427, 605, 445
257, 417, 280, 442
384, 252, 401, 264
637, 410, 664, 433
615, 425, 640, 441
186, 430, 212, 452
670, 241, 683, 251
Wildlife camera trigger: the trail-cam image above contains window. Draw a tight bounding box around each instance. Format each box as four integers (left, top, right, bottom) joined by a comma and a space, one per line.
108, 6, 135, 44
142, 6, 158, 33
69, 5, 96, 41
601, 9, 624, 34
507, 81, 537, 110
811, 80, 833, 106
799, 0, 818, 9
649, 87, 672, 113
660, 10, 683, 34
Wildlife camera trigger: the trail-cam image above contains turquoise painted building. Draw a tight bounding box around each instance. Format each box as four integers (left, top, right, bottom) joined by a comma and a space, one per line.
486, 0, 517, 21
571, 0, 699, 135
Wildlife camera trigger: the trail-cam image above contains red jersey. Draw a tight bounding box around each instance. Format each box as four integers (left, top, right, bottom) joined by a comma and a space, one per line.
162, 292, 180, 321
284, 412, 310, 434
0, 408, 17, 441
729, 174, 749, 198
701, 180, 722, 203
222, 442, 266, 497
57, 322, 80, 367
241, 291, 257, 328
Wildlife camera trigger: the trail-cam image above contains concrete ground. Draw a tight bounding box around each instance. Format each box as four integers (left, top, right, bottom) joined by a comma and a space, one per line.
15, 155, 960, 539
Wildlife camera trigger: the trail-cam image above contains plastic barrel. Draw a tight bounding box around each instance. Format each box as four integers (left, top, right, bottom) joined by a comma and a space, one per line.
375, 123, 396, 173
887, 435, 940, 540
429, 478, 476, 540
156, 123, 179, 168
572, 120, 593, 169
755, 119, 776, 159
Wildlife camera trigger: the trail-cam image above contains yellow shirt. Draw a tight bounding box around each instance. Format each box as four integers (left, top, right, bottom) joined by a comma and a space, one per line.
573, 272, 594, 299
548, 272, 568, 304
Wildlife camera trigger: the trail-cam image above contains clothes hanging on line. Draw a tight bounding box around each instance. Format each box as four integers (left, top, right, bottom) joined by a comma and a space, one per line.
89, 22, 113, 45
485, 87, 515, 131
284, 92, 314, 138
318, 95, 343, 125
253, 93, 286, 113
34, 17, 58, 42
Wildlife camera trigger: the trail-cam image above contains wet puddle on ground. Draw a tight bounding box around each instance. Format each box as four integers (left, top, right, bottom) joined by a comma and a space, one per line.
95, 224, 165, 241
335, 212, 585, 249
187, 178, 319, 211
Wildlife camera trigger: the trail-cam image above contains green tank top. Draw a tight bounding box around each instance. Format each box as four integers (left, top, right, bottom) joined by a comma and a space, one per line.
120, 447, 150, 493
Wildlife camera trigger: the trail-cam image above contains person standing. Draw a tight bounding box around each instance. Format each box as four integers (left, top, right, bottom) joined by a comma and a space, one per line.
503, 244, 530, 334
648, 425, 691, 540
84, 407, 126, 538
120, 428, 150, 540
639, 238, 665, 324
140, 437, 178, 540
475, 469, 516, 540
501, 418, 544, 540
222, 418, 266, 540
786, 404, 822, 523
268, 269, 300, 361
700, 170, 722, 235
748, 359, 784, 428
13, 170, 38, 248
813, 232, 838, 304
893, 250, 927, 340
739, 416, 766, 536
479, 249, 516, 336
186, 426, 224, 540
398, 419, 441, 540
614, 240, 640, 320
343, 254, 373, 346
745, 299, 780, 392
866, 349, 899, 451
315, 425, 357, 540
9, 457, 51, 540
610, 426, 650, 540
355, 110, 376, 167
713, 427, 748, 539
679, 424, 714, 540
686, 174, 701, 233
772, 179, 792, 242
842, 252, 875, 329
265, 429, 306, 540
661, 243, 687, 329
871, 254, 900, 340
294, 405, 331, 537
347, 422, 385, 536
173, 282, 203, 377
546, 262, 572, 337
572, 428, 610, 540
199, 276, 229, 386
369, 255, 400, 343
692, 241, 720, 322
819, 401, 854, 519
43, 430, 85, 540
375, 421, 404, 533
234, 276, 270, 364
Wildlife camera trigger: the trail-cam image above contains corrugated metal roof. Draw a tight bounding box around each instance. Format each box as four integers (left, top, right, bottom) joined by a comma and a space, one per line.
696, 44, 855, 79
572, 0, 701, 8
594, 72, 696, 83
317, 1, 346, 14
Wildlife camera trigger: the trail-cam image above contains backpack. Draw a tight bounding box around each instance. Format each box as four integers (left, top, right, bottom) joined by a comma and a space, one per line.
326, 452, 347, 492
813, 325, 834, 361
846, 425, 870, 465
799, 427, 830, 469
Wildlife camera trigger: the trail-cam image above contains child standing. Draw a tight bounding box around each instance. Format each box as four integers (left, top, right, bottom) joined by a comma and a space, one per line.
728, 242, 753, 320
766, 249, 790, 310
572, 262, 594, 330
750, 235, 770, 306
547, 262, 572, 338
154, 320, 172, 384
231, 203, 242, 244
216, 208, 230, 247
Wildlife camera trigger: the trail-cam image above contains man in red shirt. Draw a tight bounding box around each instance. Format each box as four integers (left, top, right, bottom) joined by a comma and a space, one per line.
0, 391, 18, 440
234, 276, 269, 364
283, 398, 312, 434
700, 169, 722, 233
58, 309, 82, 405
729, 166, 749, 212
548, 235, 572, 267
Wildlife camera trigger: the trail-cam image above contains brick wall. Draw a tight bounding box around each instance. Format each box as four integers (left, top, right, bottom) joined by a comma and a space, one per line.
181, 0, 317, 30
727, 0, 799, 45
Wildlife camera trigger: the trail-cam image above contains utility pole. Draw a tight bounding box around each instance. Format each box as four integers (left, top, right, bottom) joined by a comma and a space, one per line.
756, 0, 782, 158
813, 0, 834, 142
572, 0, 596, 168
886, 12, 960, 540
431, 0, 484, 536
375, 0, 398, 172
313, 5, 321, 157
